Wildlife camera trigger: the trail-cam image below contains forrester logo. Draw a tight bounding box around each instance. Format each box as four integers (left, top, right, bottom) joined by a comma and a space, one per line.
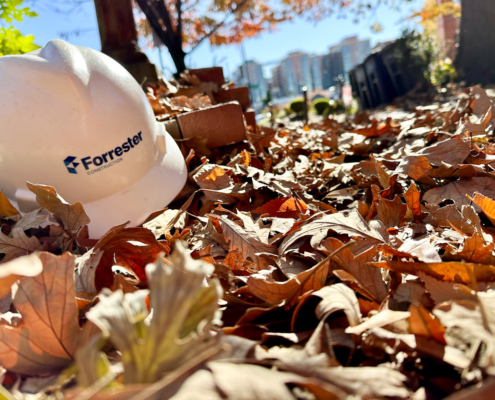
63, 132, 143, 175
63, 156, 80, 174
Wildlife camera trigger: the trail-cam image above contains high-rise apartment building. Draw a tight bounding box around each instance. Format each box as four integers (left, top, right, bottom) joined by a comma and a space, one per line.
233, 60, 267, 105
311, 55, 324, 90
270, 52, 313, 98
321, 52, 345, 89
329, 36, 371, 80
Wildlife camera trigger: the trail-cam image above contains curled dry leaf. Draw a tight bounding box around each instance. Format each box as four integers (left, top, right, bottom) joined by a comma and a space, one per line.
468, 192, 495, 225
76, 223, 170, 291
82, 242, 221, 384
26, 182, 90, 233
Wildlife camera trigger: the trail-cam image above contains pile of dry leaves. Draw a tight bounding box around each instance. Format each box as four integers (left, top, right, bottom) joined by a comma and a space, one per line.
2, 86, 495, 399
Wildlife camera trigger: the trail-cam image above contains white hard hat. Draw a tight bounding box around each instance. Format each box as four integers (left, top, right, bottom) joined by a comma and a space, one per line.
0, 40, 187, 238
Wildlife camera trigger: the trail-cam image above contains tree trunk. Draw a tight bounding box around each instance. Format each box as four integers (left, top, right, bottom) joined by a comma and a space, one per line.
455, 0, 495, 84
94, 0, 159, 84
170, 49, 187, 74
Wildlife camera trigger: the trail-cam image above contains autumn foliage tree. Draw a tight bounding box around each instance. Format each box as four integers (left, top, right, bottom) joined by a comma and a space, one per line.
134, 0, 289, 73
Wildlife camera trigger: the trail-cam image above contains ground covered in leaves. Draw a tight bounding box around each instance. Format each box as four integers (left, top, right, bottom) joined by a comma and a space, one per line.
2, 86, 495, 399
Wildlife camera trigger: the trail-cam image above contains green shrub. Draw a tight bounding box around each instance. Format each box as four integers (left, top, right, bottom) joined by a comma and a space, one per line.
289, 98, 304, 114
312, 98, 330, 115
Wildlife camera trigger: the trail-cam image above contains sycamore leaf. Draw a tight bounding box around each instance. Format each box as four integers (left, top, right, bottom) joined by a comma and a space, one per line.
0, 228, 42, 263
0, 192, 18, 218
0, 252, 95, 375
26, 182, 90, 232
468, 192, 495, 225
0, 253, 42, 298
84, 242, 221, 384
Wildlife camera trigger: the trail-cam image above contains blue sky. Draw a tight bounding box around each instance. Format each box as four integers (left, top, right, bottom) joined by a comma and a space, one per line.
15, 0, 424, 79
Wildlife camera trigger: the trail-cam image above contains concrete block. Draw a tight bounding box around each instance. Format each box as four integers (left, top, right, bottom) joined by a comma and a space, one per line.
215, 87, 251, 110
243, 109, 256, 128
189, 67, 225, 86
176, 102, 247, 149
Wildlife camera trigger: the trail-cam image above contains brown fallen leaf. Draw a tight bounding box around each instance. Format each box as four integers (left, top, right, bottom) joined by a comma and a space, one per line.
394, 156, 432, 180
371, 260, 495, 286
247, 256, 330, 307
0, 228, 42, 263
280, 209, 387, 256
404, 182, 422, 222
444, 232, 495, 264
423, 177, 495, 209
0, 252, 96, 375
408, 304, 446, 344
0, 253, 42, 298
252, 197, 308, 219
321, 238, 387, 302
217, 215, 276, 268
26, 182, 90, 233
312, 283, 361, 326
376, 196, 408, 228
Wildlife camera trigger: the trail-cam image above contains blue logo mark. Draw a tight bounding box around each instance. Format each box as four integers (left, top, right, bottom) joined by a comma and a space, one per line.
64, 156, 80, 174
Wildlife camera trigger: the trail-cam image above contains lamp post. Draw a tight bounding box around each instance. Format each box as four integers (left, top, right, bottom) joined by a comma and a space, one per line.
94, 0, 160, 84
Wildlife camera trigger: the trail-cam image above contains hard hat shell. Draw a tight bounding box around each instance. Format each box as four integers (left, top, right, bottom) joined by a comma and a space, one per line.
0, 40, 187, 237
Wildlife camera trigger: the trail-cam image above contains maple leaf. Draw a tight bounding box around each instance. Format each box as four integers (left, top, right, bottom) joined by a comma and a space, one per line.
0, 252, 96, 375
82, 242, 221, 384
0, 228, 42, 263
26, 182, 90, 233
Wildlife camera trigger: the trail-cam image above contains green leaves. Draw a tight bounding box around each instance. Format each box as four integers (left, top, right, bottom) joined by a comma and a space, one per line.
0, 0, 39, 56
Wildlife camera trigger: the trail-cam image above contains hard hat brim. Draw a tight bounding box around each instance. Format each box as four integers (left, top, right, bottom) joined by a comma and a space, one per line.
83, 133, 187, 238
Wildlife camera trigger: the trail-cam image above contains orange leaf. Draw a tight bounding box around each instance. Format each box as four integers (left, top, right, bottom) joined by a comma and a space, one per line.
468, 192, 495, 225
252, 197, 308, 218
409, 305, 446, 344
